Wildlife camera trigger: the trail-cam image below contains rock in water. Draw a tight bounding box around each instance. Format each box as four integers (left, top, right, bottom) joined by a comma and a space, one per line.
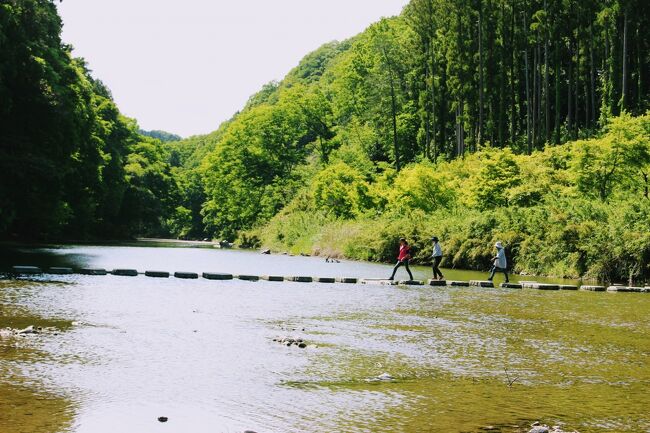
17, 325, 37, 334
529, 426, 549, 433
157, 416, 168, 423
377, 372, 394, 381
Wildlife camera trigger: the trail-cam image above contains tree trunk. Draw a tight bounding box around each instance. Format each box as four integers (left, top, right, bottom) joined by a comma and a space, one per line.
544, 0, 550, 144
524, 36, 531, 153
430, 37, 438, 162
532, 43, 538, 148
567, 40, 573, 138
478, 3, 484, 147
554, 41, 561, 144
389, 70, 399, 170
424, 39, 431, 160
510, 0, 516, 146
589, 24, 597, 124
621, 8, 628, 111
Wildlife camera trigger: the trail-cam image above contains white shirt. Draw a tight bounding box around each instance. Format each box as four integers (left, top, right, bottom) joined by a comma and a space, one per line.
431, 242, 442, 257
494, 248, 507, 268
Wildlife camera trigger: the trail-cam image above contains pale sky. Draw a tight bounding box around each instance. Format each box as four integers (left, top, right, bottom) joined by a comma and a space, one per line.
58, 0, 409, 138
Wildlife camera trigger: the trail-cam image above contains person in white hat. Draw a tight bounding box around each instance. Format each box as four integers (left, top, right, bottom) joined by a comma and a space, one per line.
488, 241, 509, 283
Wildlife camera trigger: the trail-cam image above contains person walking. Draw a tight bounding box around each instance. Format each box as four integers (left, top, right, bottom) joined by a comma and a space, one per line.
431, 236, 444, 280
388, 238, 414, 281
488, 241, 509, 283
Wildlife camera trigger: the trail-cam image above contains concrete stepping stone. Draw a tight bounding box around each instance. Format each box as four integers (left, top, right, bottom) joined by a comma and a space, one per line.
470, 280, 494, 288
237, 275, 260, 281
112, 269, 139, 276
559, 285, 578, 290
428, 279, 446, 286
174, 272, 199, 279
336, 277, 357, 284
261, 275, 284, 282
316, 277, 335, 283
78, 268, 107, 275
289, 276, 313, 283
531, 283, 560, 290
607, 285, 644, 292
145, 270, 170, 278
447, 281, 470, 287
202, 272, 233, 280
520, 281, 538, 288
12, 266, 42, 274
399, 280, 424, 286
360, 279, 397, 285
48, 267, 73, 275
580, 285, 606, 291
500, 282, 522, 289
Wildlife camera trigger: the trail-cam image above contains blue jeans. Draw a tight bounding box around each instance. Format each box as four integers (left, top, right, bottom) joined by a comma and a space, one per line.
488, 266, 509, 282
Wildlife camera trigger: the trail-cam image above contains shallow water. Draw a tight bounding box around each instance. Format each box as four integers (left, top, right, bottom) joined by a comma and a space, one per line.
1, 242, 649, 433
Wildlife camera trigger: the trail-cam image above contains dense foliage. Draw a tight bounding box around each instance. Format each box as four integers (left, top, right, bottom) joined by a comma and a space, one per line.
164, 0, 649, 282
0, 0, 176, 239
1, 0, 648, 283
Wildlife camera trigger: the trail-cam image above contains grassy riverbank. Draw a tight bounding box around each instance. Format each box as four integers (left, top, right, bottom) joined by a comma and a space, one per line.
249, 113, 650, 284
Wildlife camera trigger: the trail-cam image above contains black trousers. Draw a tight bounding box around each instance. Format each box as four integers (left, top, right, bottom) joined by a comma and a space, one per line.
390, 259, 413, 280
432, 256, 444, 279
488, 266, 509, 282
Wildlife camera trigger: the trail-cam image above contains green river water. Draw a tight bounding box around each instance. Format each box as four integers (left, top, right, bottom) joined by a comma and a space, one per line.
0, 242, 648, 433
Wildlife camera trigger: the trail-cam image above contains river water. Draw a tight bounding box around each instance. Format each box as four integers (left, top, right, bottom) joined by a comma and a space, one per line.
0, 241, 649, 433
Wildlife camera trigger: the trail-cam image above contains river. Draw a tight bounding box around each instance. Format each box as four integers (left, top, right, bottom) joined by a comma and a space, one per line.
1, 241, 649, 433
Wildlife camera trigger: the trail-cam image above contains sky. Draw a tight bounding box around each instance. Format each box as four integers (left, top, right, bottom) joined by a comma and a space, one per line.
58, 0, 410, 138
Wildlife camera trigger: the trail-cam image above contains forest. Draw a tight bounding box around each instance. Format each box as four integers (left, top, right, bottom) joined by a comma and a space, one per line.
1, 0, 649, 282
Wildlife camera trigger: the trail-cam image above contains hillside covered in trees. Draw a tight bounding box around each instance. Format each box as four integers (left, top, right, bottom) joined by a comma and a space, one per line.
1, 0, 649, 282
0, 0, 177, 239
165, 0, 650, 282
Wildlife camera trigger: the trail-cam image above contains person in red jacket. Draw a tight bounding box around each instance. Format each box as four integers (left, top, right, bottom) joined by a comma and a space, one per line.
388, 237, 414, 281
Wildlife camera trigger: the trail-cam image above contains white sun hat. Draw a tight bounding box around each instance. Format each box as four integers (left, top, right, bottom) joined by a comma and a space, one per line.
495, 241, 503, 248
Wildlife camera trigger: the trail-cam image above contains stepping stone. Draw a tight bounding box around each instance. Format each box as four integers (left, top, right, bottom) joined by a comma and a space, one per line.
174, 272, 199, 279
559, 285, 578, 290
607, 286, 643, 292
12, 266, 42, 274
290, 276, 313, 283
316, 277, 335, 283
470, 280, 494, 288
531, 283, 560, 290
48, 267, 73, 275
202, 272, 233, 280
360, 279, 397, 285
399, 280, 424, 286
237, 275, 260, 281
428, 279, 447, 286
78, 268, 107, 275
447, 280, 470, 287
336, 277, 357, 284
500, 282, 522, 289
112, 269, 139, 277
261, 275, 284, 282
520, 281, 538, 288
145, 270, 169, 278
580, 285, 606, 292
